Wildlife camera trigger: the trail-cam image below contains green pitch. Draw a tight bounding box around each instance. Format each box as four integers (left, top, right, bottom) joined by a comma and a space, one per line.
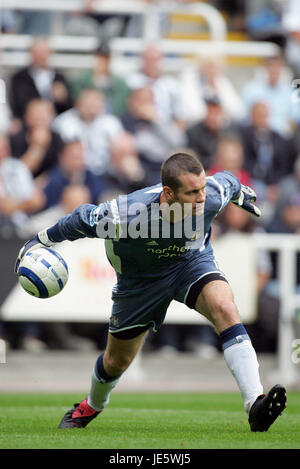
0, 392, 299, 449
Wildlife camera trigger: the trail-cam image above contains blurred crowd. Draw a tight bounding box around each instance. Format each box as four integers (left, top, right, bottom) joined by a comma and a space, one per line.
0, 0, 300, 355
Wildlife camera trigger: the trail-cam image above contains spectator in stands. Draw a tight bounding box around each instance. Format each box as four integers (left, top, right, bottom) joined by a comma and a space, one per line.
71, 40, 130, 117
281, 0, 300, 76
17, 141, 101, 238
0, 133, 45, 235
214, 0, 246, 32
245, 0, 285, 46
208, 134, 252, 187
180, 56, 246, 125
9, 38, 73, 122
53, 88, 124, 177
41, 140, 106, 211
20, 184, 92, 241
264, 156, 300, 342
267, 156, 300, 235
185, 97, 227, 170
238, 101, 296, 223
79, 0, 131, 37
10, 99, 63, 179
242, 54, 299, 137
126, 45, 185, 126
121, 86, 186, 185
103, 132, 146, 198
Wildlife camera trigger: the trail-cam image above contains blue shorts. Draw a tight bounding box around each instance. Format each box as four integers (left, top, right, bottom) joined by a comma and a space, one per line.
108, 251, 228, 337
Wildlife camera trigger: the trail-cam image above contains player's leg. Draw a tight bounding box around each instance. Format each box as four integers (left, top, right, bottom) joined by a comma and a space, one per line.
72, 276, 172, 428
58, 328, 148, 429
194, 279, 263, 410
88, 330, 149, 410
194, 279, 286, 430
194, 279, 241, 332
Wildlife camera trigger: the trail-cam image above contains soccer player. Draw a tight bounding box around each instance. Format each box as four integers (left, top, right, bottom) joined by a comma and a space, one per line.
15, 152, 286, 431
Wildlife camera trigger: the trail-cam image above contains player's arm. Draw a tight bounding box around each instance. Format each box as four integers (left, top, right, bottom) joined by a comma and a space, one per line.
15, 202, 112, 273
209, 171, 261, 217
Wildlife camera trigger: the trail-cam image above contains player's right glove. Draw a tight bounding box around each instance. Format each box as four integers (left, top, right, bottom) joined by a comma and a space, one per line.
14, 228, 53, 274
231, 185, 261, 217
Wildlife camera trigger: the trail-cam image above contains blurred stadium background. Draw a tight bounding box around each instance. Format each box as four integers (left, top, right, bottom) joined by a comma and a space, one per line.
0, 0, 300, 394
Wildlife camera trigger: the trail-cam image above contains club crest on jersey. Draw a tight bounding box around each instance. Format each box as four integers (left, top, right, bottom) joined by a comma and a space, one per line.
190, 231, 202, 241
110, 315, 120, 328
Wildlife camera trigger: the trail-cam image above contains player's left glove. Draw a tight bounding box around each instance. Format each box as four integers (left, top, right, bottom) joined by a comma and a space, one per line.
231, 185, 261, 217
14, 228, 53, 274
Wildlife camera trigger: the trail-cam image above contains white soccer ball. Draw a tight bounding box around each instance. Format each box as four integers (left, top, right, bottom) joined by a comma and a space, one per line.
18, 247, 69, 298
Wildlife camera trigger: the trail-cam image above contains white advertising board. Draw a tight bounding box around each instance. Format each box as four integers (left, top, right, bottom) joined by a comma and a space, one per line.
1, 234, 257, 323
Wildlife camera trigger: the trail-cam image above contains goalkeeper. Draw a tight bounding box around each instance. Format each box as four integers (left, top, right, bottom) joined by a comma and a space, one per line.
15, 152, 286, 432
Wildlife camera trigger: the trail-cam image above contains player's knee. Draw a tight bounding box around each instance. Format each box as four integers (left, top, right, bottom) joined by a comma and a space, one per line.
211, 299, 239, 328
104, 352, 133, 375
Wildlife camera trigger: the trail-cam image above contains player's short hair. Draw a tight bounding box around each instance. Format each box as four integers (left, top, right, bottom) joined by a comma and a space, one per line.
161, 151, 204, 192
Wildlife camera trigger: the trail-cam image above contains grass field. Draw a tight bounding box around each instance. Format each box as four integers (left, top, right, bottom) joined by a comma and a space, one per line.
0, 392, 299, 450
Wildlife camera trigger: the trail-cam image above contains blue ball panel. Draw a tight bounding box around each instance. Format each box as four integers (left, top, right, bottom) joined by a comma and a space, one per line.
44, 248, 69, 273
18, 267, 49, 298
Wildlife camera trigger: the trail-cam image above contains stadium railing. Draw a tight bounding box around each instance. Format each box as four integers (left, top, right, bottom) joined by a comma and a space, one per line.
0, 0, 228, 41
253, 233, 300, 387
0, 0, 280, 71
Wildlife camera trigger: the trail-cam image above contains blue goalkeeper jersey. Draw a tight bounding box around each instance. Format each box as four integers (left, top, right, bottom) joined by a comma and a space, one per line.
51, 171, 241, 278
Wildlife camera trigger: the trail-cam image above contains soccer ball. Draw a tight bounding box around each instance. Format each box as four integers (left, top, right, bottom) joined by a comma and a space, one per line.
17, 247, 69, 298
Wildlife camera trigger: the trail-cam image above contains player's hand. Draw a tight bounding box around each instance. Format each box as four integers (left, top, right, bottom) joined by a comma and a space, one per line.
231, 185, 261, 217
14, 229, 53, 274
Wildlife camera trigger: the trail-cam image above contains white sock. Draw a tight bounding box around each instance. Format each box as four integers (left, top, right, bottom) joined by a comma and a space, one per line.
224, 340, 264, 413
87, 369, 121, 412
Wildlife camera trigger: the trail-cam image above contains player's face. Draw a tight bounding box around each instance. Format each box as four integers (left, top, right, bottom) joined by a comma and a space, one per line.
173, 171, 207, 216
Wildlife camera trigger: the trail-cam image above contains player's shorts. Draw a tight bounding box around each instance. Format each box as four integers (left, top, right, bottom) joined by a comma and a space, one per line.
108, 251, 228, 339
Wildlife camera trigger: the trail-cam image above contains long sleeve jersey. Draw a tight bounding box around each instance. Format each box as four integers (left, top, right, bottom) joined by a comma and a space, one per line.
47, 171, 241, 279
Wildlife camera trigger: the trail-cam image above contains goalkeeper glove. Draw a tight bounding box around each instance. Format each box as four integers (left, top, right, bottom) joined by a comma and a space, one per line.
231, 185, 261, 217
14, 228, 53, 274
